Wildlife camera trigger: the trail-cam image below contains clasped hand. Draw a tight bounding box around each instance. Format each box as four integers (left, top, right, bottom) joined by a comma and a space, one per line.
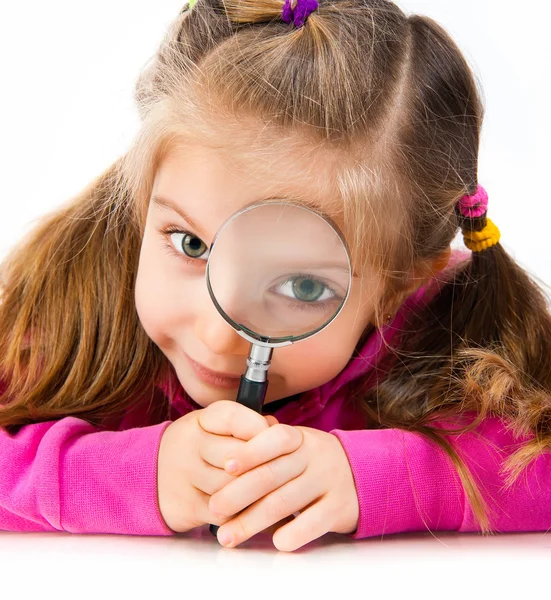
203, 401, 359, 551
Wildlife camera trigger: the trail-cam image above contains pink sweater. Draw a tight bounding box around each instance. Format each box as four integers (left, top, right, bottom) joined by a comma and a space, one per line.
1, 249, 550, 538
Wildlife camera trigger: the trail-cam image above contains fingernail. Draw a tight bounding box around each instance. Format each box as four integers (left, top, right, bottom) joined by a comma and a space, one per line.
225, 459, 239, 474
218, 530, 235, 547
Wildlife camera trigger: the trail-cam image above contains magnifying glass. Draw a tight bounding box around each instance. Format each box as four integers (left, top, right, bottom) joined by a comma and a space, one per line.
207, 200, 352, 537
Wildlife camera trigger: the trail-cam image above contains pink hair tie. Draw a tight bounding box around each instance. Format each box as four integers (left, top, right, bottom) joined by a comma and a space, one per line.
282, 0, 319, 28
457, 184, 488, 219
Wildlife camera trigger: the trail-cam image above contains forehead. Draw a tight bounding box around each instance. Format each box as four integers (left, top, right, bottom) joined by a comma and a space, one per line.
156, 134, 346, 221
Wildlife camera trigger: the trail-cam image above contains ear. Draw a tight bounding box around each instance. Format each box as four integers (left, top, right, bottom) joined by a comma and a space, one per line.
417, 245, 452, 280
381, 246, 452, 317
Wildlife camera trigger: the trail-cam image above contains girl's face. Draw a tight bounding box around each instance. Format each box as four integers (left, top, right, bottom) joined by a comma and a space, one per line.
135, 143, 384, 407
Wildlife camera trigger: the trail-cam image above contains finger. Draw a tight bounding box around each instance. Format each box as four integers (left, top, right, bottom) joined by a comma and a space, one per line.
264, 415, 279, 427
199, 419, 281, 469
272, 499, 333, 552
192, 458, 236, 496
189, 485, 233, 528
223, 424, 303, 476
215, 476, 322, 548
198, 400, 270, 441
199, 432, 248, 470
209, 451, 307, 517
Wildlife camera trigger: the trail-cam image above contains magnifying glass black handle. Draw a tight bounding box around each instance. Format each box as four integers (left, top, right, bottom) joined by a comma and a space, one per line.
233, 375, 268, 413
209, 374, 268, 538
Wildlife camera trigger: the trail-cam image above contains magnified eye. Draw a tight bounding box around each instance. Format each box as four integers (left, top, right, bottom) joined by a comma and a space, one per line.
290, 277, 326, 302
276, 275, 339, 309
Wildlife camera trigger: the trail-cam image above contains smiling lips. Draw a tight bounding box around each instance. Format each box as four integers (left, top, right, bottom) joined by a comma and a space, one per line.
184, 353, 242, 389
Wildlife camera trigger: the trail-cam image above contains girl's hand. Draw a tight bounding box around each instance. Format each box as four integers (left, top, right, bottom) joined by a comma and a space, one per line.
206, 423, 360, 551
157, 401, 277, 533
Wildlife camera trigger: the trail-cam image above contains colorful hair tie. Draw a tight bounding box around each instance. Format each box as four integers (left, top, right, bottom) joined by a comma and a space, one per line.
457, 184, 501, 253
282, 0, 319, 28
457, 184, 488, 219
462, 218, 501, 252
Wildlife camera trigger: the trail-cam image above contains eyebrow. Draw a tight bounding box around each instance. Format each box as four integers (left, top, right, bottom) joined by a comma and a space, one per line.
151, 194, 329, 239
152, 195, 210, 239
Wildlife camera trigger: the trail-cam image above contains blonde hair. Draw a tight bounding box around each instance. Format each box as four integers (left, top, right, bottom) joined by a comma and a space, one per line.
1, 0, 551, 534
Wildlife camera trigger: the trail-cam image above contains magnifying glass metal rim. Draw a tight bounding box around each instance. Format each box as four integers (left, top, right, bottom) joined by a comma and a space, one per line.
205, 199, 353, 347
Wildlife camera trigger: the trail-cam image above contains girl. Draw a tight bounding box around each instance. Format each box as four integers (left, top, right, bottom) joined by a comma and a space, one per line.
1, 0, 550, 553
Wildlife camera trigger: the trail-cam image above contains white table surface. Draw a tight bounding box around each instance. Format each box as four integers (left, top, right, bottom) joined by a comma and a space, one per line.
1, 526, 549, 599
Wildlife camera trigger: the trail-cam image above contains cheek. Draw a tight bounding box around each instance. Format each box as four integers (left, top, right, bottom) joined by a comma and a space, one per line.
134, 233, 187, 345
135, 249, 164, 343
272, 318, 366, 390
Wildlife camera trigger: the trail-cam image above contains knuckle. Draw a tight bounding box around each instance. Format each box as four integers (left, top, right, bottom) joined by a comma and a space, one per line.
257, 462, 278, 487
234, 514, 253, 541
276, 424, 299, 448
211, 400, 237, 426
207, 399, 233, 417
208, 399, 230, 411
209, 506, 231, 525
268, 491, 291, 521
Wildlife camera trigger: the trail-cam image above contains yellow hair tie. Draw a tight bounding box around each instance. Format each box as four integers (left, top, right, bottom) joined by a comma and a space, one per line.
462, 218, 501, 253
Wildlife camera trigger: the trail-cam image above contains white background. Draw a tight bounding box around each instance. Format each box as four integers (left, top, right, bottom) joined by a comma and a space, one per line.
0, 1, 550, 597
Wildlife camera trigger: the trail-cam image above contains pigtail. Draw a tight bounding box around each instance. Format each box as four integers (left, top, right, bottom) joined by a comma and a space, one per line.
449, 197, 551, 482
0, 159, 170, 430
356, 195, 551, 531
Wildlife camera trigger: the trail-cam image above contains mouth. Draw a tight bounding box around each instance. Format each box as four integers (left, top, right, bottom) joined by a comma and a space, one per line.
183, 353, 242, 389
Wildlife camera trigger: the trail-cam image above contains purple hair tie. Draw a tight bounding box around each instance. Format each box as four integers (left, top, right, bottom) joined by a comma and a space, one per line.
457, 184, 489, 219
282, 0, 319, 28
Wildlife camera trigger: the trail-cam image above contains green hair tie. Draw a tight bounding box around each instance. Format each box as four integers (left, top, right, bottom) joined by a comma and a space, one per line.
188, 0, 197, 8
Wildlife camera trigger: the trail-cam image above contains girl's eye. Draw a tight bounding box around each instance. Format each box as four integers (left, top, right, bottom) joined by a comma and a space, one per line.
160, 226, 210, 263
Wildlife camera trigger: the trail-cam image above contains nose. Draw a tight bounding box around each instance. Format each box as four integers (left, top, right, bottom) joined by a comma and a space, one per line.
195, 297, 250, 356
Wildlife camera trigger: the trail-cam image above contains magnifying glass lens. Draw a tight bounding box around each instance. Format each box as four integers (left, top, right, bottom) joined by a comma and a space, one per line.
207, 202, 351, 342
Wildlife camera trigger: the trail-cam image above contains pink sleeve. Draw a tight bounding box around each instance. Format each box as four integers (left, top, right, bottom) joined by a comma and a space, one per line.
0, 417, 174, 535
331, 415, 551, 538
